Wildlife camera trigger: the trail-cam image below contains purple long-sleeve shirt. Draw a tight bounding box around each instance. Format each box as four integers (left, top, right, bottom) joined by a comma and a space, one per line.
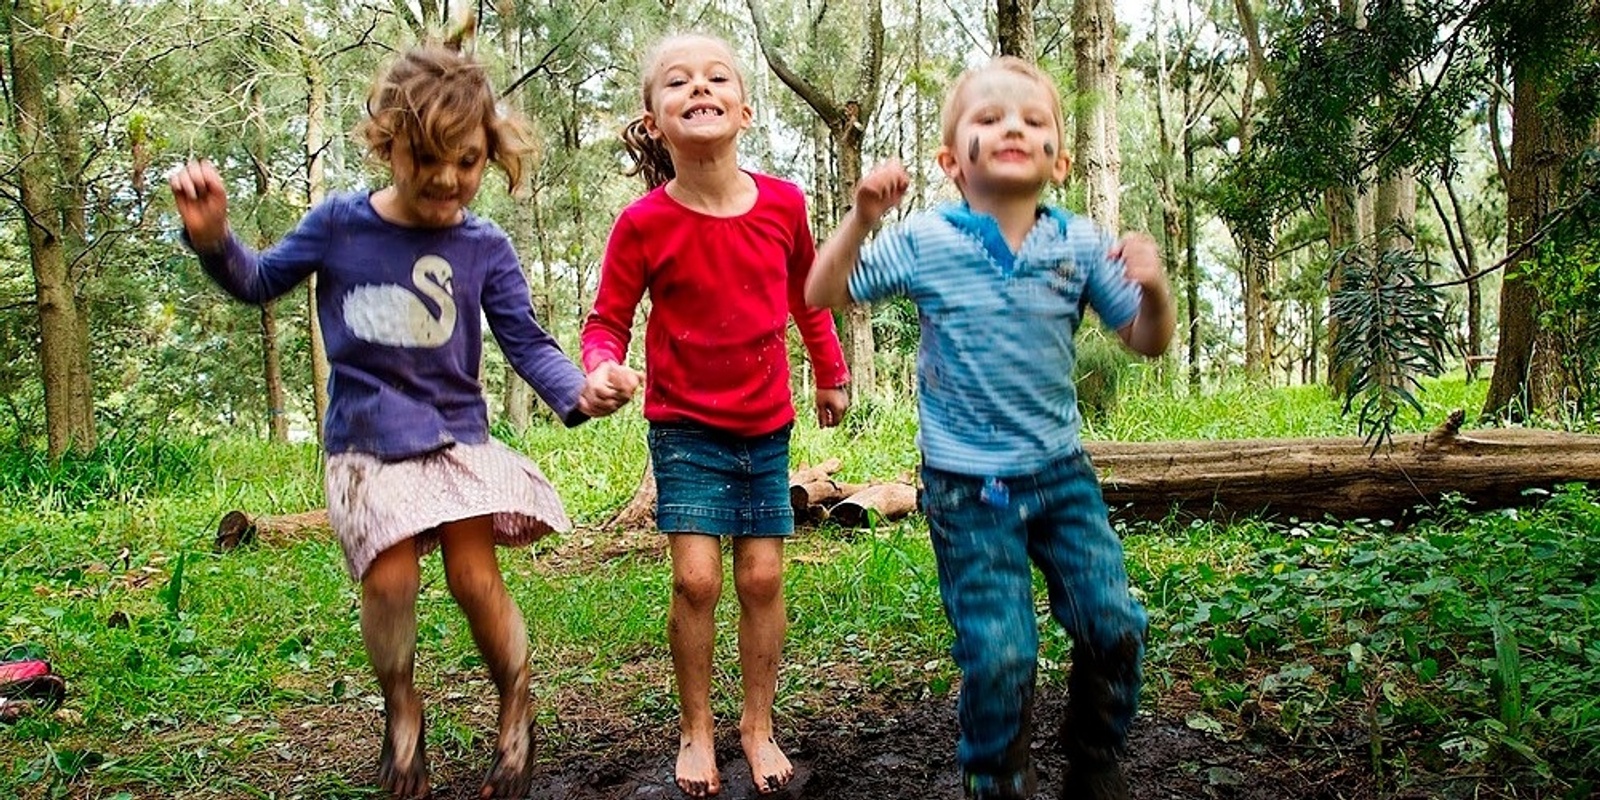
193, 192, 586, 460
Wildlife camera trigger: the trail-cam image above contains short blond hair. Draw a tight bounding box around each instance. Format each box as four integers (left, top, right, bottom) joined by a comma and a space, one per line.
939, 56, 1067, 149
355, 44, 536, 192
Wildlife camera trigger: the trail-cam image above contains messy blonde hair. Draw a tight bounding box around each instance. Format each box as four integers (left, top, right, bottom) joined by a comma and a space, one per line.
938, 56, 1067, 149
356, 38, 536, 193
620, 32, 747, 190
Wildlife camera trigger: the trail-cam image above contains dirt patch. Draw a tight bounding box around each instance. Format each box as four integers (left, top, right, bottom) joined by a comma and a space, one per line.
254, 690, 1444, 800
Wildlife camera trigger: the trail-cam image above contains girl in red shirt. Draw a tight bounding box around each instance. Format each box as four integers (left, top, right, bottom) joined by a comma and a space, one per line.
581, 32, 850, 798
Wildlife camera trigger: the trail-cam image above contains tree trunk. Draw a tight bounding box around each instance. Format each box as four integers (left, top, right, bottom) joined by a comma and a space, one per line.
303, 53, 331, 443
7, 0, 97, 457
1183, 119, 1201, 389
1091, 413, 1600, 523
1442, 177, 1483, 359
501, 165, 540, 432
747, 0, 886, 396
1483, 58, 1575, 423
1150, 3, 1187, 387
1229, 0, 1277, 380
1072, 0, 1121, 230
251, 86, 288, 443
997, 0, 1036, 59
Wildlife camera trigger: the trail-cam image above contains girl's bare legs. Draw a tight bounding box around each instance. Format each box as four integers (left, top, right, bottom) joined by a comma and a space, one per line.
362, 540, 428, 799
732, 536, 793, 794
668, 533, 724, 797
438, 516, 535, 800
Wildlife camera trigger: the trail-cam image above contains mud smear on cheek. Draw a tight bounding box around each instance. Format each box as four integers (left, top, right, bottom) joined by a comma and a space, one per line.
1044, 142, 1054, 157
969, 137, 980, 164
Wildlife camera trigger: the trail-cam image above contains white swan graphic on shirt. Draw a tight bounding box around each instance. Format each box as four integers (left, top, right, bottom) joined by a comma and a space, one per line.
343, 255, 457, 348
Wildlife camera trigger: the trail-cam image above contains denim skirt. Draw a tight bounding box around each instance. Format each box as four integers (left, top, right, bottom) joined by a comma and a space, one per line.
648, 421, 794, 536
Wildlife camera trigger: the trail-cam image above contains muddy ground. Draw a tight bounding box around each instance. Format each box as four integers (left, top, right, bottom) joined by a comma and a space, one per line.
156, 526, 1558, 800
262, 687, 1532, 800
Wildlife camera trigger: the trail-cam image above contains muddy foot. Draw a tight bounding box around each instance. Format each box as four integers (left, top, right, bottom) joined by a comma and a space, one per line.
480, 721, 536, 799
675, 731, 721, 797
378, 715, 429, 799
739, 731, 792, 795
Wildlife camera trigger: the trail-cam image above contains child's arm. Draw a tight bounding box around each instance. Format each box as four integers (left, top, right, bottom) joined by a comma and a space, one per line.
581, 216, 646, 374
1111, 233, 1175, 358
170, 158, 321, 303
806, 160, 910, 309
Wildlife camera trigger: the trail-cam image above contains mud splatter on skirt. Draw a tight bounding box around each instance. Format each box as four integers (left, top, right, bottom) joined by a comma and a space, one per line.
325, 440, 571, 581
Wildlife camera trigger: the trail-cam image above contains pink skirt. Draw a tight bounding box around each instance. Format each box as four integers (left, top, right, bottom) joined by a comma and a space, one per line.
325, 440, 571, 580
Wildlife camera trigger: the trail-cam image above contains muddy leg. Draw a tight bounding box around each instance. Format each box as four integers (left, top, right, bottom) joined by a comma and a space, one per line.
669, 533, 723, 797
732, 537, 793, 795
362, 541, 428, 799
440, 517, 535, 800
1058, 637, 1141, 800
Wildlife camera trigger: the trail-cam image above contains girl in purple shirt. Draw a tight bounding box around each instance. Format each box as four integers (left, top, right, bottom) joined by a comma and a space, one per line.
170, 38, 638, 800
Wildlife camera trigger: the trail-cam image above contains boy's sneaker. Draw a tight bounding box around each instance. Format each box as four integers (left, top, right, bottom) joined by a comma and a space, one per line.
964, 766, 1038, 800
1059, 759, 1128, 800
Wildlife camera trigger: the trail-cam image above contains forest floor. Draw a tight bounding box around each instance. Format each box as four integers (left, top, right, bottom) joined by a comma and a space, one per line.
226, 527, 1550, 800
264, 689, 1500, 800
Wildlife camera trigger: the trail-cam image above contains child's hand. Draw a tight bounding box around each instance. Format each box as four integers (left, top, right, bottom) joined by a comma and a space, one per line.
579, 361, 642, 418
168, 159, 231, 252
1110, 232, 1176, 357
1110, 233, 1168, 297
854, 161, 910, 223
815, 387, 849, 428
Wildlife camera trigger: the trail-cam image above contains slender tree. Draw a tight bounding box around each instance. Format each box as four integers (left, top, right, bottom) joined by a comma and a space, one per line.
998, 0, 1036, 59
746, 0, 887, 395
1073, 0, 1121, 229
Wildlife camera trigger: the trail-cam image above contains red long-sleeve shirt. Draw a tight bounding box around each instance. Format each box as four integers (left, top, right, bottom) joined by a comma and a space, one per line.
582, 172, 850, 437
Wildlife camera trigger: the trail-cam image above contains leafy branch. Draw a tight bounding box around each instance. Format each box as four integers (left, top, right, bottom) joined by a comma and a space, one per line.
1330, 237, 1455, 452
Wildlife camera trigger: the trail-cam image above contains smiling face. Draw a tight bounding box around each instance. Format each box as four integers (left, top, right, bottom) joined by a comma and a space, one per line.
937, 62, 1071, 201
640, 35, 752, 154
378, 124, 488, 228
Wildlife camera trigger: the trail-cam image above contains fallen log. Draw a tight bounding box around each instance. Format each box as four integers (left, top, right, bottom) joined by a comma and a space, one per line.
605, 464, 657, 530
213, 509, 329, 551
829, 483, 919, 528
1089, 413, 1600, 523
790, 480, 869, 521
215, 415, 1600, 539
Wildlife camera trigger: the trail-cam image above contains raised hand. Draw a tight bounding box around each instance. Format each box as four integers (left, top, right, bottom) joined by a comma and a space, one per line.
853, 160, 911, 223
1109, 232, 1175, 357
168, 159, 231, 252
1109, 233, 1166, 297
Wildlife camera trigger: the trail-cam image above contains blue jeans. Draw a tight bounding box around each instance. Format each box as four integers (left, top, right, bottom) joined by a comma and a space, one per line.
921, 453, 1146, 788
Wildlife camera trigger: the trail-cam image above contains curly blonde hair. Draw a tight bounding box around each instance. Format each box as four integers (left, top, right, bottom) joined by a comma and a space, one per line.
356, 43, 536, 192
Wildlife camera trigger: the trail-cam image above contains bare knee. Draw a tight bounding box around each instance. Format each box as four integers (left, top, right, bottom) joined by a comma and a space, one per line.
673, 568, 722, 612
363, 549, 420, 612
444, 560, 506, 608
733, 562, 782, 609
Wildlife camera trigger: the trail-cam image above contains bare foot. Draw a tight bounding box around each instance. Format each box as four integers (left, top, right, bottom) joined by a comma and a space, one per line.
479, 719, 535, 799
378, 711, 429, 799
676, 730, 721, 797
740, 729, 793, 795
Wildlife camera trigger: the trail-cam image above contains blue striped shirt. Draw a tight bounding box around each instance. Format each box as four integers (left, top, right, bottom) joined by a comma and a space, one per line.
848, 203, 1140, 477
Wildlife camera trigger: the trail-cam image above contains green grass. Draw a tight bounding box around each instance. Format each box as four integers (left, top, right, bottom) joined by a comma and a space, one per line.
2, 375, 1594, 798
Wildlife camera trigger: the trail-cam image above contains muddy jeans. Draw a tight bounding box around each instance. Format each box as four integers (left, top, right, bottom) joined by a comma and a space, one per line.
920, 453, 1146, 792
